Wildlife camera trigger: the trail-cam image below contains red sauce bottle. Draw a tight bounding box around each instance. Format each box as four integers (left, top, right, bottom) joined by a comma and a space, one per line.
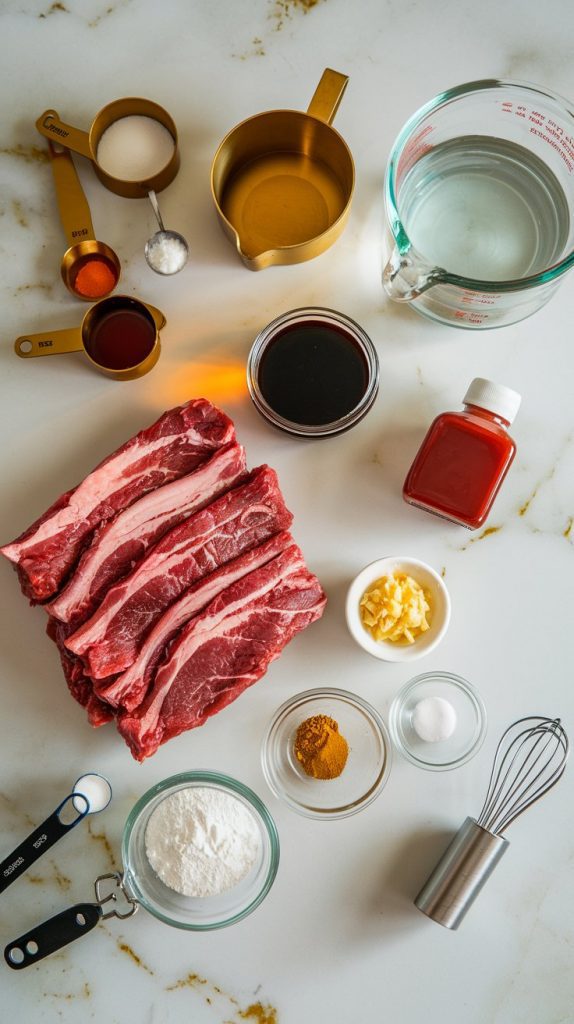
403, 378, 521, 530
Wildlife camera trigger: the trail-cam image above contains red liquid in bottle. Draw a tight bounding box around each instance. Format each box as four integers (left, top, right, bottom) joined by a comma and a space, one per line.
403, 379, 521, 530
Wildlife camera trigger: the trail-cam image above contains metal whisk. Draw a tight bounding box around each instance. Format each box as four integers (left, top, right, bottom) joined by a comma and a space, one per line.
476, 716, 568, 836
415, 715, 569, 930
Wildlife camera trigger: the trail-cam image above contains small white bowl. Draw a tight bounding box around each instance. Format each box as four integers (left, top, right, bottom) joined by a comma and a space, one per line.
345, 556, 451, 663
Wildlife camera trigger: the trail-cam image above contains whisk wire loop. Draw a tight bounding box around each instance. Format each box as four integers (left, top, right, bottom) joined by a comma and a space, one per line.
477, 716, 568, 836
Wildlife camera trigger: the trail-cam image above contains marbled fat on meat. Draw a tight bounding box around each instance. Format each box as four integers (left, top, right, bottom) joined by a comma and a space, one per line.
0, 399, 235, 603
97, 529, 294, 713
47, 443, 246, 626
118, 543, 326, 761
67, 465, 292, 680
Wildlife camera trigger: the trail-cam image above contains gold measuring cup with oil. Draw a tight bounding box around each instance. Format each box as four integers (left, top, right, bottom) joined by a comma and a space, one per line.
46, 139, 120, 301
383, 79, 574, 328
36, 99, 179, 198
211, 68, 354, 270
14, 296, 166, 381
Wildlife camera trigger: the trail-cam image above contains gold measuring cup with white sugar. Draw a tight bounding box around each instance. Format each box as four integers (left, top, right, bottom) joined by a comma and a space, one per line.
36, 99, 180, 199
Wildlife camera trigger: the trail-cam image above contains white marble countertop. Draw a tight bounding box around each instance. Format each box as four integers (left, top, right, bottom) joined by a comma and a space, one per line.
1, 1, 574, 1022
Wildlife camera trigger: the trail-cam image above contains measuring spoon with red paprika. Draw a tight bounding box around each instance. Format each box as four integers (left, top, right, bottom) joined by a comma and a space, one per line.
47, 140, 120, 301
14, 295, 166, 380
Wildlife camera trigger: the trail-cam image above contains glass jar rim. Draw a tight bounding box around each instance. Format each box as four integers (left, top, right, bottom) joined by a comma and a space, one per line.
246, 306, 380, 438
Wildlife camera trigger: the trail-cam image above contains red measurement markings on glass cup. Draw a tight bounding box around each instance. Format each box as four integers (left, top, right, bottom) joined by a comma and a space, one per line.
396, 125, 435, 184
499, 101, 574, 172
461, 291, 498, 306
454, 309, 488, 324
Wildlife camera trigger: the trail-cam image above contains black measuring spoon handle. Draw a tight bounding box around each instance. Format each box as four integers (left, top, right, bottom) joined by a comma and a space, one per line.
0, 794, 89, 894
4, 903, 102, 969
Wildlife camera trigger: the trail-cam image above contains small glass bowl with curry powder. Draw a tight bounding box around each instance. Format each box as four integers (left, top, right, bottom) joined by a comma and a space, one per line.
261, 688, 392, 819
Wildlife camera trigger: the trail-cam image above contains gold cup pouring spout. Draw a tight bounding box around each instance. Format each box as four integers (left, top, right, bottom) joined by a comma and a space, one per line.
46, 138, 120, 301
211, 68, 355, 270
36, 98, 180, 199
14, 296, 166, 381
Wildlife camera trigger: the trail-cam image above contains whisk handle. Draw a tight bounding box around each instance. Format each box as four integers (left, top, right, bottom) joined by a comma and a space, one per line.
415, 817, 509, 930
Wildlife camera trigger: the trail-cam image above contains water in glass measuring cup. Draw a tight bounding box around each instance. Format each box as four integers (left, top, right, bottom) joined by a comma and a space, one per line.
399, 136, 570, 282
383, 80, 574, 328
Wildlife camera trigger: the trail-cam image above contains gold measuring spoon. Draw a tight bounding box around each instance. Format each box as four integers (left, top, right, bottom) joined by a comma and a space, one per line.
47, 139, 120, 301
14, 295, 166, 381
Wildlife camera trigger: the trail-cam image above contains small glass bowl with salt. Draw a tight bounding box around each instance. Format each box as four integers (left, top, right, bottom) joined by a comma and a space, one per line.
121, 771, 279, 930
389, 672, 487, 771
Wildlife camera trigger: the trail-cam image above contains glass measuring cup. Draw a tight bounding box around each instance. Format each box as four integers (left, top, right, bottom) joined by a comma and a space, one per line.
36, 100, 180, 199
383, 79, 574, 328
14, 295, 166, 380
47, 140, 120, 300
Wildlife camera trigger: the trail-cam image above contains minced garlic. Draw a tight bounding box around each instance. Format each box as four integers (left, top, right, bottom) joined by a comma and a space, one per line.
359, 573, 431, 644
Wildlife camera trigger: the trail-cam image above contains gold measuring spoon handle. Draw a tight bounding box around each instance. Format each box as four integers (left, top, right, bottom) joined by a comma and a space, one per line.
15, 329, 83, 359
36, 109, 93, 160
307, 69, 349, 126
47, 140, 96, 247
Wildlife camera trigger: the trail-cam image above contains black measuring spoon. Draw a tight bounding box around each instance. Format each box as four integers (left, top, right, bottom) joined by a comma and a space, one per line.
0, 773, 112, 895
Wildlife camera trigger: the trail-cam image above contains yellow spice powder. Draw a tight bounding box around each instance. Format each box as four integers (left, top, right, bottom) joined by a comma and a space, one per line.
294, 714, 349, 780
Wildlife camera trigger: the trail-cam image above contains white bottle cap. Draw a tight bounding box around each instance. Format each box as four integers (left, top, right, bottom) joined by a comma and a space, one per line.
463, 378, 521, 424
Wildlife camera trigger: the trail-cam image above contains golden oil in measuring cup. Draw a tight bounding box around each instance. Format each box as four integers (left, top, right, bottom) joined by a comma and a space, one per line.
398, 136, 570, 281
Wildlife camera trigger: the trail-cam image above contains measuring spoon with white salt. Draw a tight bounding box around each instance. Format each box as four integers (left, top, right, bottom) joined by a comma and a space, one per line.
145, 189, 189, 275
0, 773, 112, 895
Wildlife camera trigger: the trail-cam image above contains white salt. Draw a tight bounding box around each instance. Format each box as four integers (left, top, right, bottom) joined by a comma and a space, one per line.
72, 773, 112, 813
146, 234, 188, 274
96, 115, 175, 181
412, 696, 457, 743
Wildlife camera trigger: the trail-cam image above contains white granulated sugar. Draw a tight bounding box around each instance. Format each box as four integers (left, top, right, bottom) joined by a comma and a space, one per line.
96, 115, 174, 181
145, 787, 261, 898
146, 235, 188, 274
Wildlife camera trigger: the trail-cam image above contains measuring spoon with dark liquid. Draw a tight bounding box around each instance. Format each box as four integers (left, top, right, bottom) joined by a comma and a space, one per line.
14, 295, 166, 380
247, 307, 379, 437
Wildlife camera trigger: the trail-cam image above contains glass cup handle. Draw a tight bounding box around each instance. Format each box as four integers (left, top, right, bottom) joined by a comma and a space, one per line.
383, 246, 443, 301
15, 328, 83, 358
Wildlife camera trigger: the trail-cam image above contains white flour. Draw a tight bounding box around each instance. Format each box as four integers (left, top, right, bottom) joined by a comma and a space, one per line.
145, 787, 261, 898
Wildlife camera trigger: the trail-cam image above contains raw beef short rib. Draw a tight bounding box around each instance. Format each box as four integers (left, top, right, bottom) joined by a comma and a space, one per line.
67, 465, 293, 679
118, 543, 326, 761
0, 399, 235, 603
98, 529, 294, 713
47, 443, 246, 626
46, 619, 114, 728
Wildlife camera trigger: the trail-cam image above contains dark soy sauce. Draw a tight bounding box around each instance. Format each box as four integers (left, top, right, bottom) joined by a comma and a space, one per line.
87, 308, 155, 370
257, 320, 369, 426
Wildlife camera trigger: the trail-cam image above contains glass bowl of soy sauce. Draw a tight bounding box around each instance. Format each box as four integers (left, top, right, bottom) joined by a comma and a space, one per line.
247, 307, 379, 437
